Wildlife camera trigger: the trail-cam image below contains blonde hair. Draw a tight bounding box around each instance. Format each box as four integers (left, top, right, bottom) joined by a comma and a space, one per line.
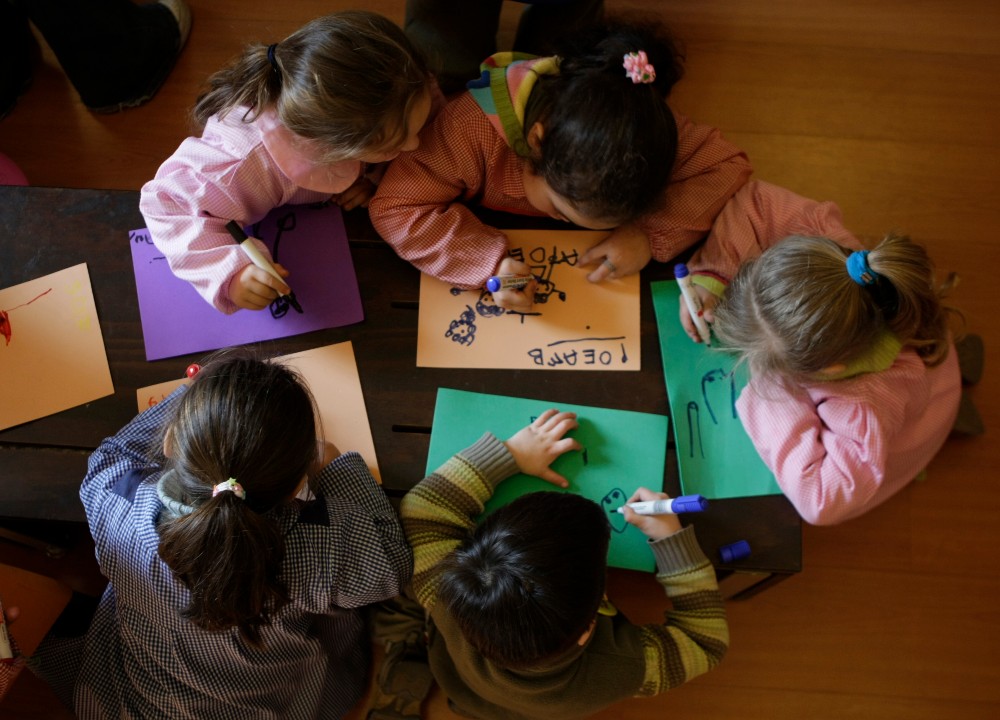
193, 11, 430, 162
713, 233, 954, 382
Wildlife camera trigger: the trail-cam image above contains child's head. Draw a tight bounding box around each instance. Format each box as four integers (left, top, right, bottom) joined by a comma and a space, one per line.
193, 11, 433, 163
436, 492, 611, 669
157, 352, 319, 648
521, 17, 684, 228
713, 233, 953, 381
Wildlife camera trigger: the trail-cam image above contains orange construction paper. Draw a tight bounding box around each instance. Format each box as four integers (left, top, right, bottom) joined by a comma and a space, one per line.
417, 230, 641, 370
136, 341, 380, 482
0, 264, 114, 431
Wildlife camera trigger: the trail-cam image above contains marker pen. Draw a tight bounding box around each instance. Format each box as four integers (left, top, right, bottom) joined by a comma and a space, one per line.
674, 263, 711, 346
225, 220, 303, 312
486, 274, 534, 293
614, 494, 709, 516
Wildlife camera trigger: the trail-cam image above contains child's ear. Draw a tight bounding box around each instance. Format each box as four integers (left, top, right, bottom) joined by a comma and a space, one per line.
526, 122, 545, 152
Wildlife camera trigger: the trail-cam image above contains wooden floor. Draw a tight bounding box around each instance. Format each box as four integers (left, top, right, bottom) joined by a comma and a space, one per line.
2, 1, 999, 718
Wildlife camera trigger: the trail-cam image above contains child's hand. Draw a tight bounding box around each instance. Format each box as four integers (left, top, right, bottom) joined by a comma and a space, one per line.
228, 262, 291, 311
621, 487, 683, 541
503, 409, 582, 488
335, 177, 376, 211
490, 257, 538, 311
679, 285, 718, 344
580, 223, 652, 282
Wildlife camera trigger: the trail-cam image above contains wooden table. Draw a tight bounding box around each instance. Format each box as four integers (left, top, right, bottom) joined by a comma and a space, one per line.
0, 186, 800, 598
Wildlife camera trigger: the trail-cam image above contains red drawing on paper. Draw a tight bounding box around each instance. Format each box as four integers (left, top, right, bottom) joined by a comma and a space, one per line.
0, 288, 52, 346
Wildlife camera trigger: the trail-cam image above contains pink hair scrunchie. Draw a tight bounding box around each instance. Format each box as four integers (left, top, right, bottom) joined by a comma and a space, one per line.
623, 51, 656, 84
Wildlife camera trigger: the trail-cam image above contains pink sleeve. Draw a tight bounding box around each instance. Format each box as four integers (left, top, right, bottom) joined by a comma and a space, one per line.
139, 131, 291, 314
369, 94, 511, 289
638, 111, 752, 262
736, 379, 890, 525
688, 180, 863, 286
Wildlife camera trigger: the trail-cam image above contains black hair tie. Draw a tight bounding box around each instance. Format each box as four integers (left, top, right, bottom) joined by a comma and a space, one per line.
266, 43, 280, 75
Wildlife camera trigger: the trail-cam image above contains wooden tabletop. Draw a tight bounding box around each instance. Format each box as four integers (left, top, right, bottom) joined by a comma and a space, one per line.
0, 186, 800, 581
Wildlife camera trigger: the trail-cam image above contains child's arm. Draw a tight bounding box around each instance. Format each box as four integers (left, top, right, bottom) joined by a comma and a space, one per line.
638, 111, 753, 263
736, 376, 903, 525
400, 410, 581, 612
78, 388, 183, 531
139, 130, 300, 314
370, 94, 515, 289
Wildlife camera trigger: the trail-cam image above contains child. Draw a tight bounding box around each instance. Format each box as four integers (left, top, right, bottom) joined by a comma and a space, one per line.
36, 353, 412, 718
369, 18, 751, 311
140, 11, 438, 314
396, 409, 728, 718
681, 181, 963, 525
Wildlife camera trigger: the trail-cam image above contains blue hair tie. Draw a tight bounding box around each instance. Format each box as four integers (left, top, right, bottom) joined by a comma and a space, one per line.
846, 250, 879, 286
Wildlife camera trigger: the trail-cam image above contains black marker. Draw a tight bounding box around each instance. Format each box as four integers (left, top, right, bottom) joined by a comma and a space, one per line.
225, 220, 302, 313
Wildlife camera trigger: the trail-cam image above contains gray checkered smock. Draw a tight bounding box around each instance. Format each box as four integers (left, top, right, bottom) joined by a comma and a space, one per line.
40, 389, 412, 718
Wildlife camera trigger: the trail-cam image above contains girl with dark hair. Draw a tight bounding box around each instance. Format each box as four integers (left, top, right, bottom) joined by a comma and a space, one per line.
140, 11, 440, 314
37, 353, 411, 718
679, 180, 969, 525
370, 16, 751, 311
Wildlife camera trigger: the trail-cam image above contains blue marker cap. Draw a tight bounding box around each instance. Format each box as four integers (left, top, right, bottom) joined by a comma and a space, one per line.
671, 494, 709, 513
486, 276, 503, 293
673, 263, 691, 279
719, 540, 751, 563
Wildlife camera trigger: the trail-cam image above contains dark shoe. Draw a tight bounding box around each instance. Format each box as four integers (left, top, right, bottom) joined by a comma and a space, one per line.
952, 390, 984, 436
86, 0, 192, 113
365, 633, 433, 720
955, 333, 984, 386
0, 3, 38, 120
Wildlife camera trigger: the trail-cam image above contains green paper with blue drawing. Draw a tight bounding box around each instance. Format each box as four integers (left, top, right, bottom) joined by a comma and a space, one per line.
426, 388, 669, 572
650, 280, 781, 499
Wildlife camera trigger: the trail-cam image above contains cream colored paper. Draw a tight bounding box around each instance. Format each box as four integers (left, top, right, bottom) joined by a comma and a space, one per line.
136, 341, 380, 482
0, 264, 114, 431
417, 230, 641, 370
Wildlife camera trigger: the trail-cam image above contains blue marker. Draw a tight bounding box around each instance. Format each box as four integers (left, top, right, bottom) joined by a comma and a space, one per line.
674, 263, 712, 345
614, 494, 709, 516
718, 540, 751, 563
486, 274, 534, 293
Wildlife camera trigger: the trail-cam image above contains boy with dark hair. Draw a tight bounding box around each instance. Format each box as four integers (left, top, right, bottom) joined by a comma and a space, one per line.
396, 409, 728, 719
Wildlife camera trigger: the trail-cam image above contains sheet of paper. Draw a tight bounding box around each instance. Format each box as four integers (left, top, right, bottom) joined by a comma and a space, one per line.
130, 203, 364, 361
136, 341, 380, 482
425, 388, 669, 572
650, 280, 780, 498
417, 230, 640, 370
0, 264, 114, 431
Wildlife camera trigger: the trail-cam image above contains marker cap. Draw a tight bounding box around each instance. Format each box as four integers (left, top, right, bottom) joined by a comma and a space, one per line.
673, 263, 691, 279
718, 540, 751, 563
486, 276, 502, 293
671, 494, 709, 513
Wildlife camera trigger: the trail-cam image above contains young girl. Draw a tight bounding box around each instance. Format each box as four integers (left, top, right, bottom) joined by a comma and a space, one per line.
682, 181, 962, 525
140, 11, 438, 314
36, 353, 411, 717
369, 17, 751, 311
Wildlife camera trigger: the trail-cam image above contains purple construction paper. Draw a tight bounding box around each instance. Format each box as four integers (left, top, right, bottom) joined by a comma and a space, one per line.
129, 203, 363, 360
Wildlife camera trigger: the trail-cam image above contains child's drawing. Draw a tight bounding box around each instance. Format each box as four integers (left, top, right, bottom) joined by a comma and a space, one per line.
599, 487, 630, 534
0, 288, 52, 346
683, 369, 737, 459
251, 211, 304, 319
418, 230, 641, 371
686, 401, 705, 459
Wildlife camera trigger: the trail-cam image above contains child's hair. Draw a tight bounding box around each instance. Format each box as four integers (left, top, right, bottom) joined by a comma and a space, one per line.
713, 233, 954, 381
436, 492, 610, 669
193, 11, 431, 162
157, 352, 319, 648
523, 16, 684, 224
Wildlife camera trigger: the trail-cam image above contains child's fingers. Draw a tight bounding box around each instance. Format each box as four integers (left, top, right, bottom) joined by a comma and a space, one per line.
585, 258, 615, 283
538, 467, 570, 488
272, 262, 291, 279
245, 266, 291, 298
626, 487, 667, 504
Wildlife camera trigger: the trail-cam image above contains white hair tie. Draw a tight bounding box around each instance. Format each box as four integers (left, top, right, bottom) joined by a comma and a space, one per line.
212, 478, 246, 499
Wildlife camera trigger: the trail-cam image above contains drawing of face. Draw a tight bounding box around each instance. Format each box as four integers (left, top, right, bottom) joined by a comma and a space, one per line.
475, 289, 504, 318
599, 487, 630, 533
444, 305, 478, 346
701, 369, 736, 425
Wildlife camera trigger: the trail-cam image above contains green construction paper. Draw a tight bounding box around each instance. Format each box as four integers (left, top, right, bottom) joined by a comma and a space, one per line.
425, 388, 669, 572
650, 281, 781, 499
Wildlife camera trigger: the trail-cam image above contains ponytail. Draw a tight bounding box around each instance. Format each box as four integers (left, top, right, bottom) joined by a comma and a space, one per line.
193, 44, 279, 126
158, 492, 287, 648
157, 352, 319, 649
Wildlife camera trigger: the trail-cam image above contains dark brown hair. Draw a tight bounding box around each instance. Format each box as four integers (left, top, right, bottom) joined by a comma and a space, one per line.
157, 352, 318, 648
